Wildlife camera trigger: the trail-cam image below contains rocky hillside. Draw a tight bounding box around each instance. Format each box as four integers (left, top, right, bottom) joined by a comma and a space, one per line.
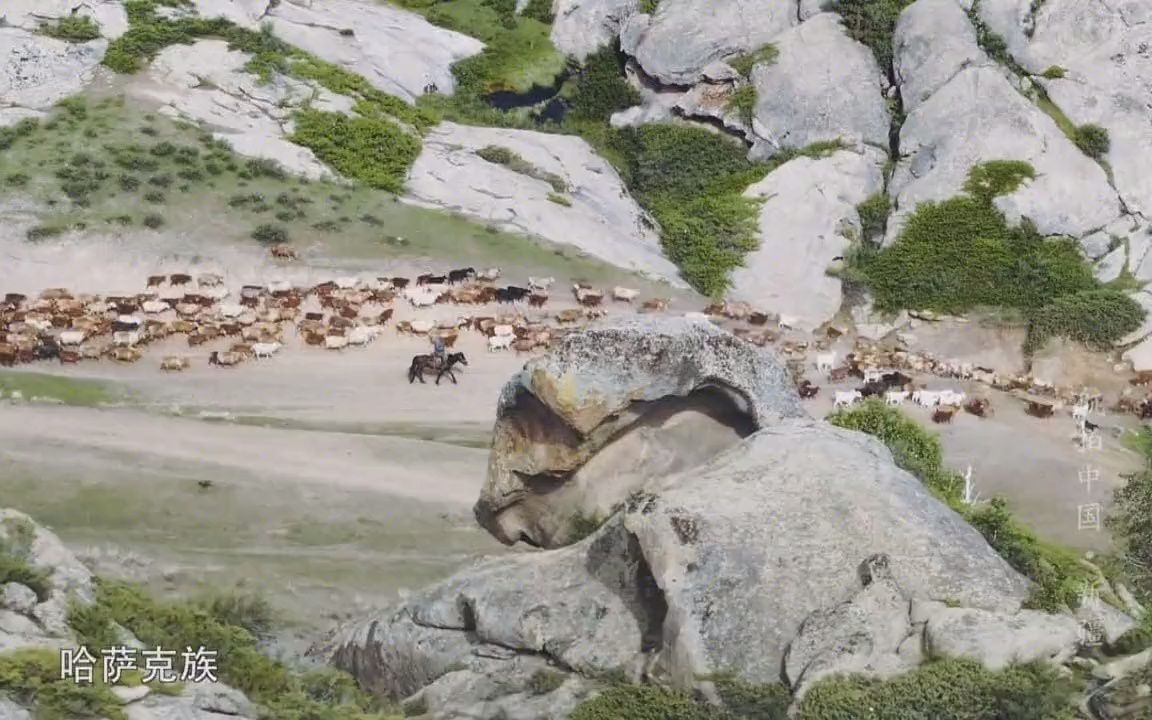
318, 318, 1150, 719
5, 0, 1151, 361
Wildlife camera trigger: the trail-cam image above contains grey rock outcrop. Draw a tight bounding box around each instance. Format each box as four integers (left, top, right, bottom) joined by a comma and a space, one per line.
0, 29, 107, 126
893, 0, 988, 113
551, 0, 640, 61
628, 0, 798, 85
323, 319, 1102, 719
405, 123, 684, 285
748, 13, 890, 154
923, 606, 1082, 670
475, 317, 803, 548
2, 0, 128, 39
978, 0, 1152, 218
729, 146, 887, 332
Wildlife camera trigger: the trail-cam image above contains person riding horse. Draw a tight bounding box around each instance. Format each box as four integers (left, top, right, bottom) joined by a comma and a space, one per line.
431, 336, 446, 368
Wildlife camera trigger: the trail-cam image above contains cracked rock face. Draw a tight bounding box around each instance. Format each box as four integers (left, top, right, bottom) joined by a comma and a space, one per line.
628, 0, 798, 86
550, 0, 642, 61
0, 29, 108, 127
325, 320, 1054, 718
729, 145, 887, 332
748, 13, 891, 154
405, 123, 684, 285
475, 317, 803, 548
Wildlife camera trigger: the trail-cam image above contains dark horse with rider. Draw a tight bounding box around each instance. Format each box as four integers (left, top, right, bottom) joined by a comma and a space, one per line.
408, 335, 468, 385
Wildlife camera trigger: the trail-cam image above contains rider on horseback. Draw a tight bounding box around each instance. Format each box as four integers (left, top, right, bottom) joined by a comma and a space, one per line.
431, 335, 446, 368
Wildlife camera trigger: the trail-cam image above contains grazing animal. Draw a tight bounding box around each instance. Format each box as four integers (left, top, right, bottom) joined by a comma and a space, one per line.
408, 352, 469, 384
933, 406, 958, 424
208, 351, 243, 367
1071, 403, 1090, 422
556, 309, 583, 324
778, 315, 798, 330
448, 268, 475, 284
477, 268, 501, 281
58, 330, 86, 346
197, 480, 214, 490
324, 335, 349, 350
270, 243, 297, 260
169, 273, 192, 286
858, 381, 887, 398
252, 341, 282, 358
881, 372, 913, 390
528, 292, 548, 307
798, 380, 819, 398
110, 347, 142, 363
862, 368, 884, 384
937, 390, 966, 407
964, 398, 992, 417
815, 352, 836, 374
142, 300, 170, 314
912, 390, 941, 407
161, 356, 189, 371
640, 298, 669, 313
488, 334, 515, 352
577, 291, 603, 307
1025, 400, 1055, 419
528, 277, 555, 291
197, 273, 224, 287
492, 324, 515, 338
348, 326, 382, 345
59, 350, 82, 364
147, 275, 166, 288
884, 390, 909, 406
833, 390, 862, 408
748, 312, 770, 326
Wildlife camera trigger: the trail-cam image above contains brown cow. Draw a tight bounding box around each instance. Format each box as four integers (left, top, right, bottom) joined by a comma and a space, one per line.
270, 244, 297, 260
169, 273, 192, 286
933, 406, 958, 424
147, 275, 166, 288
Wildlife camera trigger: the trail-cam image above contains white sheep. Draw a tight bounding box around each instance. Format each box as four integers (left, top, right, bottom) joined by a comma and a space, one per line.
219, 303, 245, 319
324, 335, 349, 350
528, 277, 555, 291
863, 368, 884, 384
488, 334, 514, 352
938, 390, 966, 407
492, 324, 515, 337
477, 267, 501, 281
58, 330, 87, 346
833, 390, 862, 408
1071, 403, 1090, 422
348, 326, 382, 345
268, 280, 293, 294
409, 319, 434, 334
252, 341, 283, 358
335, 276, 360, 290
113, 330, 141, 347
815, 352, 836, 373
884, 390, 909, 406
142, 300, 170, 314
613, 287, 640, 302
913, 390, 941, 407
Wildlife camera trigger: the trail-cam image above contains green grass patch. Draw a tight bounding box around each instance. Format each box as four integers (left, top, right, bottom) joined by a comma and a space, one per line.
830, 0, 915, 70
69, 579, 403, 719
1040, 65, 1066, 79
796, 658, 1076, 720
856, 192, 890, 241
0, 648, 126, 720
0, 518, 51, 602
476, 145, 567, 192
289, 111, 420, 192
39, 15, 102, 42
854, 160, 1141, 351
565, 44, 641, 123
726, 85, 757, 124
829, 399, 1100, 611
547, 192, 572, 206
1073, 123, 1110, 160
0, 370, 123, 406
726, 44, 778, 78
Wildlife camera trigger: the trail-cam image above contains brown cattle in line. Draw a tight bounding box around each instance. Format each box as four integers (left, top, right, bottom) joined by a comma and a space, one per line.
147, 275, 166, 288
169, 274, 192, 286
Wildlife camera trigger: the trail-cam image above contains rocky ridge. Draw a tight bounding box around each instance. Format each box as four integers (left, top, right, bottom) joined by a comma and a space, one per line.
322, 318, 1133, 718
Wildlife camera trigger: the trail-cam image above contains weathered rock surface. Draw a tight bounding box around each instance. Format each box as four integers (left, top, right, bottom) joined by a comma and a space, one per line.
0, 29, 107, 126
628, 0, 798, 85
978, 0, 1152, 218
888, 65, 1120, 243
2, 0, 128, 39
893, 0, 987, 113
551, 0, 640, 61
125, 40, 343, 179
0, 509, 259, 720
728, 146, 887, 332
476, 317, 803, 547
190, 0, 484, 102
923, 606, 1082, 670
405, 122, 684, 284
749, 13, 890, 154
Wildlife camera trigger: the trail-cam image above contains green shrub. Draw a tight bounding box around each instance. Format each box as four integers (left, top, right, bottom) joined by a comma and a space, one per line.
712, 675, 790, 719
1041, 65, 1066, 79
797, 658, 1076, 720
830, 0, 914, 69
726, 85, 757, 124
476, 145, 567, 192
26, 225, 68, 242
567, 44, 641, 123
0, 539, 51, 602
1024, 289, 1145, 353
40, 15, 102, 42
828, 399, 962, 504
639, 0, 659, 12
527, 669, 566, 695
570, 685, 710, 720
251, 224, 289, 244
196, 591, 276, 640
291, 110, 420, 192
0, 648, 125, 720
142, 213, 165, 229
961, 160, 1035, 203
726, 44, 778, 78
1073, 123, 1110, 159
1110, 445, 1152, 596
855, 193, 890, 241
0, 119, 39, 151
547, 192, 572, 206
143, 190, 166, 203
6, 172, 30, 187
521, 0, 555, 23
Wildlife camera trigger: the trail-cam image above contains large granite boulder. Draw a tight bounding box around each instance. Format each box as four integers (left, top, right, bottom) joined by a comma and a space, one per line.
728, 145, 887, 332
1, 0, 128, 40
323, 319, 1086, 719
551, 0, 641, 61
627, 0, 798, 85
191, 0, 485, 102
405, 123, 684, 285
893, 0, 988, 113
475, 317, 804, 548
748, 13, 891, 155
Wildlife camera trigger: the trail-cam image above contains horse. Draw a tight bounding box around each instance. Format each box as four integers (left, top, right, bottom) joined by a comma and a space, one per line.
408, 352, 469, 385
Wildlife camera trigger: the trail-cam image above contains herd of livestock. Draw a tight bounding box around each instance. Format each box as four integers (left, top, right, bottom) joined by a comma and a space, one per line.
3, 267, 1152, 423
0, 267, 669, 374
